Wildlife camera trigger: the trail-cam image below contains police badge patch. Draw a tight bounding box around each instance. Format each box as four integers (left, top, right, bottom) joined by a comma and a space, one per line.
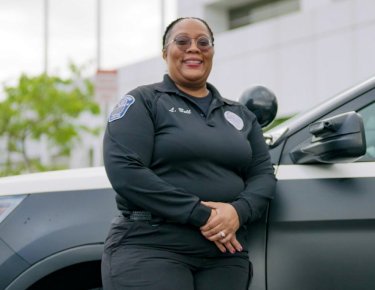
224, 111, 244, 130
108, 95, 135, 122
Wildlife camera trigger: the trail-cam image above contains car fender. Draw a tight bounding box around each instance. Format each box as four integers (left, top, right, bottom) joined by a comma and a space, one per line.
5, 244, 103, 290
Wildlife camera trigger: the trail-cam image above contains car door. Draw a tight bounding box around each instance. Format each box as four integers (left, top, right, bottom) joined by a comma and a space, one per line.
266, 88, 375, 290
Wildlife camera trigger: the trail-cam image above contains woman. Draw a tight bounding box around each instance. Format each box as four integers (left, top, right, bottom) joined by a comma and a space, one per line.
102, 17, 276, 290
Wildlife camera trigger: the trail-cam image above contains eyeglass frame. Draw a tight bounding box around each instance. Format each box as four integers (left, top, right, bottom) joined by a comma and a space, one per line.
163, 35, 214, 52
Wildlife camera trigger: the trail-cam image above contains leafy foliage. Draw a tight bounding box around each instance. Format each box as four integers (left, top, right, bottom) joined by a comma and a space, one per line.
264, 115, 294, 131
0, 64, 100, 176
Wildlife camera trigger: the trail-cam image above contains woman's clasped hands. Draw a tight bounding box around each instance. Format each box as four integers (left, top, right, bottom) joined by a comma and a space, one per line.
200, 201, 243, 254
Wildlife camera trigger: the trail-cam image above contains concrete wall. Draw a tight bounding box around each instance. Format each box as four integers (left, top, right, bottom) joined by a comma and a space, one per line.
117, 0, 375, 117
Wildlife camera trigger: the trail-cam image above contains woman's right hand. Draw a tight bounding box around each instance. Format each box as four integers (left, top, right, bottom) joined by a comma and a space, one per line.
205, 208, 242, 253
213, 235, 243, 254
200, 201, 240, 243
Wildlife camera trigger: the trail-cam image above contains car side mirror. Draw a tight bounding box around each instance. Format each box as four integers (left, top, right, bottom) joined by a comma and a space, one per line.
239, 85, 278, 128
290, 111, 367, 164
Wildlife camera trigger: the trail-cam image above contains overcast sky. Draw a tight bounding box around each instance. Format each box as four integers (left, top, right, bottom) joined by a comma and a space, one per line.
0, 0, 176, 98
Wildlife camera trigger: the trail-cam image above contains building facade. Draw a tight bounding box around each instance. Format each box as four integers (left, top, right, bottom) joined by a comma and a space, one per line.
117, 0, 375, 117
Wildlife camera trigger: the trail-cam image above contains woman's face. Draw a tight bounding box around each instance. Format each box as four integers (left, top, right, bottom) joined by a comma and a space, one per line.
163, 19, 214, 89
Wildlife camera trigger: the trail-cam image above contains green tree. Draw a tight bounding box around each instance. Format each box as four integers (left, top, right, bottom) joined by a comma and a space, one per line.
0, 63, 101, 176
264, 115, 294, 131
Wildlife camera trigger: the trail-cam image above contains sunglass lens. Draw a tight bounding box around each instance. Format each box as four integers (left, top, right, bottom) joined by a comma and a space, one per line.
173, 36, 212, 51
197, 37, 211, 50
174, 36, 191, 50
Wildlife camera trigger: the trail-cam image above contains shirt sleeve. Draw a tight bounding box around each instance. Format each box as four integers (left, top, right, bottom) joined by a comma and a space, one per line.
231, 111, 277, 226
103, 90, 211, 227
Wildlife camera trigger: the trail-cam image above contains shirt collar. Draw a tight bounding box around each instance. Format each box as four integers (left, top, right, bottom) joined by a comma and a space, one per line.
155, 74, 236, 106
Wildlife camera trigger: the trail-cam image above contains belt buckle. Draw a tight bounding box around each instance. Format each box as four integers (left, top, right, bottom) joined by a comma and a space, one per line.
129, 210, 152, 221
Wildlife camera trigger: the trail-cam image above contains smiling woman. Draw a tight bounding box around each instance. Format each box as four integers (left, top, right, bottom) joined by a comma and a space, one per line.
162, 18, 215, 96
101, 16, 276, 290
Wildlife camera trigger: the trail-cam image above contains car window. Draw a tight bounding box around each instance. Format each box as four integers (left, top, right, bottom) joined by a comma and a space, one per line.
358, 101, 375, 161
279, 87, 375, 165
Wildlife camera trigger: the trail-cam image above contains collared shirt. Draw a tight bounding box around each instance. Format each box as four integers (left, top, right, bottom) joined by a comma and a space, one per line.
103, 74, 276, 256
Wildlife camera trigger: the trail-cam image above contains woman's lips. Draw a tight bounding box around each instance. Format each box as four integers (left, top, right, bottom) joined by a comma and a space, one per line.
183, 59, 203, 67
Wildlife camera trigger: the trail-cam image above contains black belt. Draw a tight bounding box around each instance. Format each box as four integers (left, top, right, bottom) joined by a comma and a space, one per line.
123, 210, 152, 221
122, 210, 173, 223
123, 210, 160, 222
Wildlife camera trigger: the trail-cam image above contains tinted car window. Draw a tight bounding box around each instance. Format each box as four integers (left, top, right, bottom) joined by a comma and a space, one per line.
279, 88, 375, 165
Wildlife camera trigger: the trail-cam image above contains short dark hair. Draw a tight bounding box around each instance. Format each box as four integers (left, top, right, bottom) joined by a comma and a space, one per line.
162, 17, 215, 48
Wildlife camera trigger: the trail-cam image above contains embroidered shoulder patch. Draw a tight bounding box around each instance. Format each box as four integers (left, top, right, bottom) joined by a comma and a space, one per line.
224, 111, 244, 130
108, 95, 135, 122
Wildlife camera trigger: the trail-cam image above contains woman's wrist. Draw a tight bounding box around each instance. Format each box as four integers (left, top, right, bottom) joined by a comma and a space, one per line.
188, 203, 212, 227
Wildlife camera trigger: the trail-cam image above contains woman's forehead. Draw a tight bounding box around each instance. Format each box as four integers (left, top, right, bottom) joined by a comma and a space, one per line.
170, 19, 210, 36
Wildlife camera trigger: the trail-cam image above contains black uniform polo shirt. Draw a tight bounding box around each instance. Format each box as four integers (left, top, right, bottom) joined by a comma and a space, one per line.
103, 74, 276, 256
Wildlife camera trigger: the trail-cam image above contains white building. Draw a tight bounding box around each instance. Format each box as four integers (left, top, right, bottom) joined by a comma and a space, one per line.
84, 0, 375, 169
116, 0, 375, 117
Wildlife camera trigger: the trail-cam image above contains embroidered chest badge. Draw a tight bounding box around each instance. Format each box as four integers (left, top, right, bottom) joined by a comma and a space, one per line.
224, 111, 244, 130
108, 95, 135, 122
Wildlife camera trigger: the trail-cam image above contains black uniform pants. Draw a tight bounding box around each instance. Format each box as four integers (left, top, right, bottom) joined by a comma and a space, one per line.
101, 246, 252, 290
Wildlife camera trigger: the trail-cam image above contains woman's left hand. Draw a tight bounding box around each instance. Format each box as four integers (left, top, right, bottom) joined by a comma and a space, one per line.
200, 201, 240, 244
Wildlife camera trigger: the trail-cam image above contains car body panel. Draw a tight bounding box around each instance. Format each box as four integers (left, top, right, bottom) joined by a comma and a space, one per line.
0, 187, 119, 289
0, 239, 29, 290
1, 189, 117, 263
261, 77, 375, 290
268, 174, 375, 290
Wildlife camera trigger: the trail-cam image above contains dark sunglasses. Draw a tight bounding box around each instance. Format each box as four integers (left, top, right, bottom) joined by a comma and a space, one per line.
165, 35, 213, 52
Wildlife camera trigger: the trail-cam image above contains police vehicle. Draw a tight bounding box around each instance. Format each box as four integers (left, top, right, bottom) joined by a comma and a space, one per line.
0, 76, 374, 290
